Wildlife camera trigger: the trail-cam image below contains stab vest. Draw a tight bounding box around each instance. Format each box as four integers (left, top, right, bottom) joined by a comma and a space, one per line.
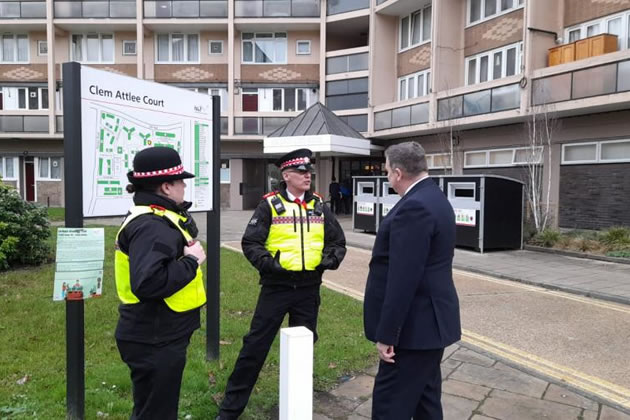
264, 193, 325, 271
115, 205, 206, 312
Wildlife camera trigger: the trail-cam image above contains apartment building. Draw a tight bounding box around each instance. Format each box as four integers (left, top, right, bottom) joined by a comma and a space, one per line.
1, 0, 629, 229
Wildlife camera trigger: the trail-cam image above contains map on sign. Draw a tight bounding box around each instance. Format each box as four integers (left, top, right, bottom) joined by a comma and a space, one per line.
80, 66, 213, 217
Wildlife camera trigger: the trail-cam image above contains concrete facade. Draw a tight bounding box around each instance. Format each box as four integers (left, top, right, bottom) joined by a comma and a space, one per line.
1, 0, 629, 228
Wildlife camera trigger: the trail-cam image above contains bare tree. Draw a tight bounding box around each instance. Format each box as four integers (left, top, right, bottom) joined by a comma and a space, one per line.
437, 126, 460, 175
525, 100, 557, 233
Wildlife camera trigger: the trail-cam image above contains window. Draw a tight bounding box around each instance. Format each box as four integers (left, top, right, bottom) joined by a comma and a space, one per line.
0, 34, 29, 63
156, 33, 199, 63
398, 69, 431, 101
252, 87, 315, 112
565, 10, 630, 51
71, 34, 114, 63
37, 157, 62, 180
38, 41, 47, 56
220, 159, 230, 183
242, 32, 287, 64
296, 40, 311, 55
464, 147, 542, 168
465, 42, 522, 85
468, 0, 524, 25
0, 157, 18, 180
400, 5, 432, 51
1, 87, 48, 110
326, 77, 369, 111
209, 40, 223, 55
122, 40, 137, 56
562, 140, 630, 164
427, 153, 452, 169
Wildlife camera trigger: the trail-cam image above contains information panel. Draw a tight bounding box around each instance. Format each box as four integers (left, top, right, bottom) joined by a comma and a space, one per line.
80, 66, 213, 217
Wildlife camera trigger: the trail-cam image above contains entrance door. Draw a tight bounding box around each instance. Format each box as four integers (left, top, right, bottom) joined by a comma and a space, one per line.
24, 157, 35, 201
242, 159, 266, 209
28, 87, 39, 110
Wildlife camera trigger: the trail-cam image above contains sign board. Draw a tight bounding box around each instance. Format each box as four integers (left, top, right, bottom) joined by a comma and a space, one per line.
454, 208, 476, 227
53, 228, 104, 301
80, 66, 213, 217
382, 203, 393, 217
356, 202, 374, 215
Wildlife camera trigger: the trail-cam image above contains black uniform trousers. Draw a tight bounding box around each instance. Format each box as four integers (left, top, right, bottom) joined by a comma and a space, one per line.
116, 332, 193, 420
219, 284, 321, 419
371, 348, 444, 420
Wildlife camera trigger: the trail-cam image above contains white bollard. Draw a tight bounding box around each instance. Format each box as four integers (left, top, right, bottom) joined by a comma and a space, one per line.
279, 326, 313, 420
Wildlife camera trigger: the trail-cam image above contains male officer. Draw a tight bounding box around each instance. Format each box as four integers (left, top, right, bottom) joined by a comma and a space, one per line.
217, 148, 346, 419
364, 142, 461, 419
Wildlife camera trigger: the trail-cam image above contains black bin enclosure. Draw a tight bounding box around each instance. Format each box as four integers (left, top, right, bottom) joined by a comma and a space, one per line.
353, 176, 379, 232
442, 175, 524, 253
377, 178, 398, 229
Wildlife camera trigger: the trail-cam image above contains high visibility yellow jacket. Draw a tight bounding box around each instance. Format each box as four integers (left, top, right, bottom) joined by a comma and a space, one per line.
264, 193, 325, 271
115, 205, 206, 312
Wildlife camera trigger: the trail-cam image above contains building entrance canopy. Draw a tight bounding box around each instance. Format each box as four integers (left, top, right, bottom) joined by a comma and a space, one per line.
263, 102, 382, 157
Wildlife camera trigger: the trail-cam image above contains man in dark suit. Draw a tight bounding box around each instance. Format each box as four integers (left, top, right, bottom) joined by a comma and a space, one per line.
364, 141, 461, 420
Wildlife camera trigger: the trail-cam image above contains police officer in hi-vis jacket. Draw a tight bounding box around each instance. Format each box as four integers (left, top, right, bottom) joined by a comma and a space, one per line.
217, 148, 346, 419
114, 146, 207, 420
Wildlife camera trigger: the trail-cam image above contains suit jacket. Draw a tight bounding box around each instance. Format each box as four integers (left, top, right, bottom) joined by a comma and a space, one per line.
364, 177, 461, 350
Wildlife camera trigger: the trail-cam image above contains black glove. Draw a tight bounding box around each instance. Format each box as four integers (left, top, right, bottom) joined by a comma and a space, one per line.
316, 254, 338, 272
261, 251, 289, 275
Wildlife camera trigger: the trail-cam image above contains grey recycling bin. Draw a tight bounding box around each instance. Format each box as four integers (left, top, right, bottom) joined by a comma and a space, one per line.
377, 178, 398, 228
352, 176, 379, 232
442, 175, 524, 253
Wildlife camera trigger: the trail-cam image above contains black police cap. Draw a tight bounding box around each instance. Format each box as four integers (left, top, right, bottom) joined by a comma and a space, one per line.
127, 146, 195, 185
275, 148, 314, 172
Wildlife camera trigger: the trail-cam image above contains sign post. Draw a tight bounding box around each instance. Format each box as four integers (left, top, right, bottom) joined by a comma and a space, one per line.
61, 62, 222, 417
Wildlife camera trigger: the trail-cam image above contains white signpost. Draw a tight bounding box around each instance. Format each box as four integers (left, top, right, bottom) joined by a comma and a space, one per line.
279, 327, 313, 420
79, 66, 213, 217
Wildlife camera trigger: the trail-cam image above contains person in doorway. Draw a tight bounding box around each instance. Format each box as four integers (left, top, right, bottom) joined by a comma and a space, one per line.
340, 180, 352, 215
114, 146, 207, 420
363, 141, 461, 420
329, 176, 342, 215
217, 148, 346, 420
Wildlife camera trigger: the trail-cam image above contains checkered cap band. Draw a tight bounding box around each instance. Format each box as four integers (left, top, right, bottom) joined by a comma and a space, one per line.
133, 164, 184, 178
280, 157, 310, 170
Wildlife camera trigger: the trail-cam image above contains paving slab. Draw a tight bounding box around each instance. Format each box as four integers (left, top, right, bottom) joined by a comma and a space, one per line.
442, 394, 479, 420
448, 363, 548, 398
601, 405, 630, 419
329, 375, 374, 400
442, 379, 492, 402
543, 383, 600, 411
479, 389, 583, 419
449, 347, 496, 367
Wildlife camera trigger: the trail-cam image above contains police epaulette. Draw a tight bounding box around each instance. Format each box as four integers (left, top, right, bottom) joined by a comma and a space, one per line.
262, 191, 278, 199
313, 192, 323, 200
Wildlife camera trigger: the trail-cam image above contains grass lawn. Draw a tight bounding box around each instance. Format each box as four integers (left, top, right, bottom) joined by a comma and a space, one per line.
0, 226, 376, 419
45, 207, 65, 222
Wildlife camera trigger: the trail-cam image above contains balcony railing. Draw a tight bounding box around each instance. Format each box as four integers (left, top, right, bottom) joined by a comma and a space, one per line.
0, 115, 48, 133
532, 59, 630, 106
54, 0, 136, 18
438, 83, 520, 121
234, 116, 291, 135
144, 0, 227, 18
0, 1, 46, 18
235, 0, 319, 17
327, 0, 368, 16
326, 52, 368, 75
375, 101, 429, 131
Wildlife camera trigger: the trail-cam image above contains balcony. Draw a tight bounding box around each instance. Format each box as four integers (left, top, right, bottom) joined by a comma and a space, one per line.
0, 0, 46, 18
437, 83, 520, 121
327, 0, 368, 16
533, 58, 630, 107
234, 116, 291, 135
374, 100, 429, 131
235, 0, 319, 17
54, 0, 136, 18
144, 0, 227, 18
0, 114, 48, 133
326, 50, 368, 76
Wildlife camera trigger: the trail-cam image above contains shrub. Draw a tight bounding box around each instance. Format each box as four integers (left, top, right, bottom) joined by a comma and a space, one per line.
530, 229, 561, 247
606, 249, 630, 259
600, 226, 630, 249
0, 183, 52, 270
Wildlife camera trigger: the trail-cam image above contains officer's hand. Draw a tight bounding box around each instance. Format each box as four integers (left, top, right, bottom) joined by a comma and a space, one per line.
261, 252, 288, 274
316, 254, 338, 272
184, 241, 207, 266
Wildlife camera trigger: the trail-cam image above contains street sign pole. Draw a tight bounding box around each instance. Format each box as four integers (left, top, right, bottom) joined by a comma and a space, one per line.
62, 61, 85, 420
207, 95, 221, 360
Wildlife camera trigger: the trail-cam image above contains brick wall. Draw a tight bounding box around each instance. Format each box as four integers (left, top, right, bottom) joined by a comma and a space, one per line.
220, 184, 230, 208
565, 0, 630, 27
559, 163, 630, 229
0, 64, 48, 82
154, 64, 228, 83
37, 181, 63, 206
397, 43, 431, 77
240, 64, 319, 83
464, 8, 524, 57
